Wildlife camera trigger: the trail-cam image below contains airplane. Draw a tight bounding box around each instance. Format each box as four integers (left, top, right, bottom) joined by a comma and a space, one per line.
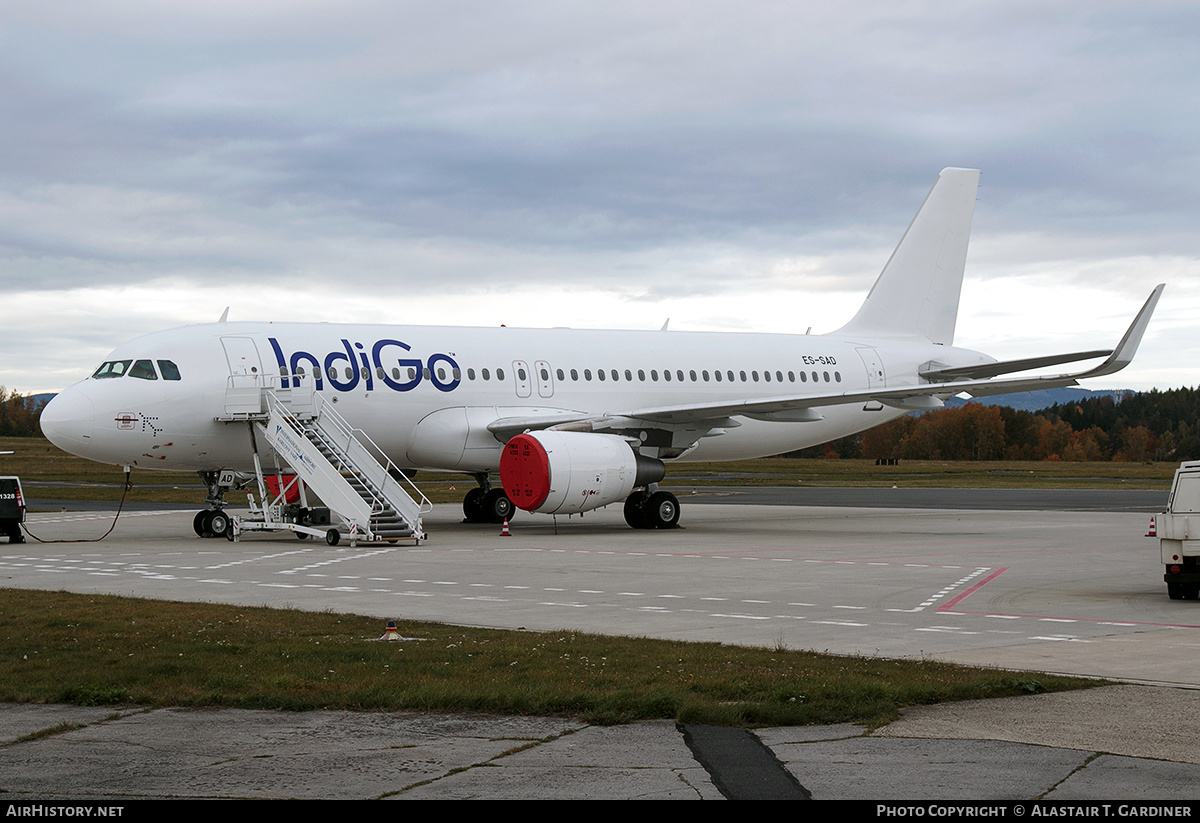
39, 168, 1164, 537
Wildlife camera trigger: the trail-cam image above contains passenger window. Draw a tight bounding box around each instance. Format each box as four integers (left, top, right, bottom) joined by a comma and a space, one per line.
129, 359, 157, 380
92, 360, 132, 379
497, 368, 505, 381
676, 370, 684, 382
482, 368, 490, 380
570, 369, 578, 381
651, 370, 659, 381
518, 368, 527, 380
663, 370, 671, 382
584, 369, 592, 381
689, 370, 697, 382
624, 369, 632, 381
714, 370, 722, 382
556, 369, 564, 381
800, 371, 808, 382
764, 370, 771, 382
467, 368, 476, 380
598, 369, 606, 381
638, 369, 645, 381
157, 360, 181, 381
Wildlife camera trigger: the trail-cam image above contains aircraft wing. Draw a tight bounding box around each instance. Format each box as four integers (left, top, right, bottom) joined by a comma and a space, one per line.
487, 284, 1163, 438
627, 284, 1163, 423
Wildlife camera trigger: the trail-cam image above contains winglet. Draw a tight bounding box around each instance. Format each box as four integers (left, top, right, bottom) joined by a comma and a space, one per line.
1074, 284, 1164, 379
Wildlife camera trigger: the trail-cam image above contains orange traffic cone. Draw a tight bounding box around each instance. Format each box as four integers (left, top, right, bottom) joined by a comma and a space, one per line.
1147, 516, 1157, 538
500, 518, 511, 537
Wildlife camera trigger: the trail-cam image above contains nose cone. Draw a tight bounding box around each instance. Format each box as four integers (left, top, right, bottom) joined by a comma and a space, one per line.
41, 387, 96, 457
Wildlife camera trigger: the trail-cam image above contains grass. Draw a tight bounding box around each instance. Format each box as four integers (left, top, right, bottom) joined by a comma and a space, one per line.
0, 589, 1100, 727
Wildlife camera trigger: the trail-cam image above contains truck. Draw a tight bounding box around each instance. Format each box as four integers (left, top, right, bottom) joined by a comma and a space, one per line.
1155, 460, 1200, 599
0, 476, 26, 544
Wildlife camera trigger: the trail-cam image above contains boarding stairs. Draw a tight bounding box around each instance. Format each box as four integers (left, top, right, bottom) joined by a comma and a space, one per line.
233, 383, 430, 542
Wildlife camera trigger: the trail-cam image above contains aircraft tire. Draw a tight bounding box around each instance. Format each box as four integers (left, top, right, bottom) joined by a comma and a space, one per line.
463, 488, 487, 523
623, 493, 650, 529
193, 510, 209, 537
209, 511, 230, 539
646, 491, 680, 530
483, 489, 514, 524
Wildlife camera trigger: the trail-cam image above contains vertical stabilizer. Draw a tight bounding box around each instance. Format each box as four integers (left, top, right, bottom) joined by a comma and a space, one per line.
836, 168, 980, 345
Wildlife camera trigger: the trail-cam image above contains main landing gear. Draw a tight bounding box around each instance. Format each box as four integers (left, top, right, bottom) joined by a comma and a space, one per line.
623, 489, 680, 530
462, 475, 515, 524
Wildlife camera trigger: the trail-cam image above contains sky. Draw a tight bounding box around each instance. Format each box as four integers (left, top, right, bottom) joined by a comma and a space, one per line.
1, 1, 1196, 394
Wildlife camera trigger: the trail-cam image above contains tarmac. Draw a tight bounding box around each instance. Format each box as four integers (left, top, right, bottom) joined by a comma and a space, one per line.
4, 494, 1200, 801
3, 685, 1200, 800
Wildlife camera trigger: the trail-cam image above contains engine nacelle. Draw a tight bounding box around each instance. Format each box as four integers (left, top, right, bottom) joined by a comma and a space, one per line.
500, 431, 665, 515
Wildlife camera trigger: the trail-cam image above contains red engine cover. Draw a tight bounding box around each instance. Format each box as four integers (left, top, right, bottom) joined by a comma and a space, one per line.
500, 433, 552, 511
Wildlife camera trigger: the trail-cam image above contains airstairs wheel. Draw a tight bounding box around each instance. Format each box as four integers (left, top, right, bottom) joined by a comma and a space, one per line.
326, 529, 340, 546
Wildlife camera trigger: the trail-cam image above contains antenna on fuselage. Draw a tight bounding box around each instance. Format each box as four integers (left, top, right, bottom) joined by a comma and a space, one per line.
660, 318, 670, 331
218, 307, 230, 323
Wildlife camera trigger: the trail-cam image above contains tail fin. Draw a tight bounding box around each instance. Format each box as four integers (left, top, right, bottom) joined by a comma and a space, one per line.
836, 167, 980, 345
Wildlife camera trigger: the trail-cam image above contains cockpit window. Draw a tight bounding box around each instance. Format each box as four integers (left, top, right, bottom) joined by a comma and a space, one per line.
128, 359, 158, 380
92, 360, 132, 379
157, 360, 181, 381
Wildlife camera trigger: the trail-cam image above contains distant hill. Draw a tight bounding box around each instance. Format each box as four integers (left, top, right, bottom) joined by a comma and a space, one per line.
945, 387, 1134, 412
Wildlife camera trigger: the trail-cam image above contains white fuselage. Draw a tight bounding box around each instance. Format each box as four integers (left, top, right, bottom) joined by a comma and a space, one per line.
40, 321, 983, 475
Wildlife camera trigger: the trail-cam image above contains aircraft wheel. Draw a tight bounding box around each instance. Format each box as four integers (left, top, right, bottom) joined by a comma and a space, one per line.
208, 510, 230, 539
623, 493, 650, 529
463, 487, 487, 523
193, 510, 210, 537
646, 491, 680, 530
326, 529, 340, 546
483, 489, 514, 524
